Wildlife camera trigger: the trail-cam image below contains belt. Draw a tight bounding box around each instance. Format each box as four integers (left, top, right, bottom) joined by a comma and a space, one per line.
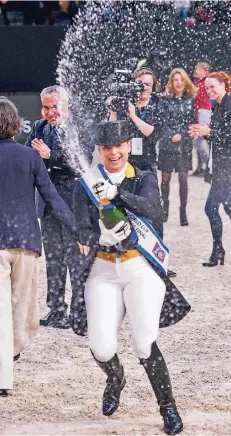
97, 249, 142, 263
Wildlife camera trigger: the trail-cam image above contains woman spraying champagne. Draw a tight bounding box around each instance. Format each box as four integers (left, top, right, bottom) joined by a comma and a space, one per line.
73, 120, 191, 435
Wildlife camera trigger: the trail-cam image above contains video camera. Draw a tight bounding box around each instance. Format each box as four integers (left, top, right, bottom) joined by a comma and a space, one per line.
106, 51, 172, 117
106, 69, 145, 117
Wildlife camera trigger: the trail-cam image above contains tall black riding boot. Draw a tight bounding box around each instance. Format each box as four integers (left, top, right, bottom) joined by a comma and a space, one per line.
161, 182, 170, 223
140, 342, 183, 435
92, 352, 126, 416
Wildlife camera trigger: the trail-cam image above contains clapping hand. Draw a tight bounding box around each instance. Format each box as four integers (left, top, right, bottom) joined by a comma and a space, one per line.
31, 138, 50, 159
189, 123, 211, 139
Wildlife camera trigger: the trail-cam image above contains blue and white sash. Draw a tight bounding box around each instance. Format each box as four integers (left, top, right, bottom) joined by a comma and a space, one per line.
80, 164, 169, 275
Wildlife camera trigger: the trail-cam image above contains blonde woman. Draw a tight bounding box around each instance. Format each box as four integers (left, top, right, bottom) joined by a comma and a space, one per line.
158, 68, 196, 225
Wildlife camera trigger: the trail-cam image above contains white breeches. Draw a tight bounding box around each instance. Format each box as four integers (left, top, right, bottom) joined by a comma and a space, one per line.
85, 256, 166, 362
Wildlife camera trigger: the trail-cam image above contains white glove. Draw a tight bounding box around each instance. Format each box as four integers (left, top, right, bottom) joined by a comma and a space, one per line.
99, 219, 131, 247
93, 178, 118, 200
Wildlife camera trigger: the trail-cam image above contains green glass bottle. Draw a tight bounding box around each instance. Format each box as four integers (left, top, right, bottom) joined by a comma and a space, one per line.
98, 203, 137, 252
99, 202, 128, 229
93, 182, 129, 229
100, 202, 137, 251
93, 181, 137, 250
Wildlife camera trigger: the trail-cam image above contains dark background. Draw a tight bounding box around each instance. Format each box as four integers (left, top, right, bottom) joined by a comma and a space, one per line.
1, 21, 231, 142
0, 24, 231, 94
0, 26, 65, 93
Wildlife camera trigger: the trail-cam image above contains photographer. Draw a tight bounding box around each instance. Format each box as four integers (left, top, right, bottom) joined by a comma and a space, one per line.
106, 68, 177, 278
107, 68, 159, 171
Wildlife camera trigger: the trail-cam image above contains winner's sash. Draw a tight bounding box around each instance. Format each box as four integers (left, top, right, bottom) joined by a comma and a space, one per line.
80, 164, 169, 275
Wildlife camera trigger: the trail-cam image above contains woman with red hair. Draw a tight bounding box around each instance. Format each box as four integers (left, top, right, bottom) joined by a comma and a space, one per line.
190, 71, 231, 266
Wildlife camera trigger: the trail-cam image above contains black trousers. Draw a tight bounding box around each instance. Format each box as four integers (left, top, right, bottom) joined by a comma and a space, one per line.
40, 178, 84, 312
41, 208, 80, 311
205, 178, 231, 246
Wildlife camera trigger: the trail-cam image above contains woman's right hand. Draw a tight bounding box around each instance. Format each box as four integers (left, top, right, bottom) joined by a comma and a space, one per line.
77, 242, 90, 256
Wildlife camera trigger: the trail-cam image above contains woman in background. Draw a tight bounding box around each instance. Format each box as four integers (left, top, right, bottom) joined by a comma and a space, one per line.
190, 71, 231, 266
158, 68, 196, 225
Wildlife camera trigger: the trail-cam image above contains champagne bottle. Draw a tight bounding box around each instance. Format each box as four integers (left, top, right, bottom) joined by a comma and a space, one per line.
99, 202, 128, 229
94, 182, 137, 251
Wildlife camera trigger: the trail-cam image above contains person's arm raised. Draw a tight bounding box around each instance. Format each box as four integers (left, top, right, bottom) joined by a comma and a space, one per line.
128, 102, 154, 136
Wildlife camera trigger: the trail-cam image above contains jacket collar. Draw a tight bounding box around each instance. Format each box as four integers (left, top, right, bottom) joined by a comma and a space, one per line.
0, 138, 16, 143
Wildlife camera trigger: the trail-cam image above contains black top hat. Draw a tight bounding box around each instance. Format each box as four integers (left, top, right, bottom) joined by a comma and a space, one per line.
94, 120, 134, 146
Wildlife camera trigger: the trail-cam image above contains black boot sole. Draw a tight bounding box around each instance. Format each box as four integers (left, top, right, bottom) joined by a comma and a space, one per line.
167, 270, 177, 278
40, 315, 58, 326
165, 424, 183, 435
14, 353, 20, 362
49, 323, 70, 329
0, 390, 10, 397
202, 262, 224, 267
40, 313, 70, 328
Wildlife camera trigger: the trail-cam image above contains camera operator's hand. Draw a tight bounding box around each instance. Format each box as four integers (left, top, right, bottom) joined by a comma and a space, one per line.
106, 96, 117, 121
127, 102, 154, 137
128, 101, 136, 119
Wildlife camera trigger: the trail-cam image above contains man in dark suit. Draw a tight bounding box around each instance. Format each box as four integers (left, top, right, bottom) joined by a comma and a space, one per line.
26, 85, 81, 329
0, 97, 76, 396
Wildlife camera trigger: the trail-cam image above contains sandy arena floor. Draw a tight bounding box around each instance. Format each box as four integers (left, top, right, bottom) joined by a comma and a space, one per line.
1, 173, 231, 436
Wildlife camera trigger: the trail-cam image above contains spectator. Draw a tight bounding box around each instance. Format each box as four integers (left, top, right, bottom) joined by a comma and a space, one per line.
189, 71, 231, 267
193, 61, 212, 175
188, 1, 214, 24
23, 2, 46, 26
158, 68, 196, 225
25, 85, 86, 330
0, 1, 24, 26
174, 0, 191, 18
